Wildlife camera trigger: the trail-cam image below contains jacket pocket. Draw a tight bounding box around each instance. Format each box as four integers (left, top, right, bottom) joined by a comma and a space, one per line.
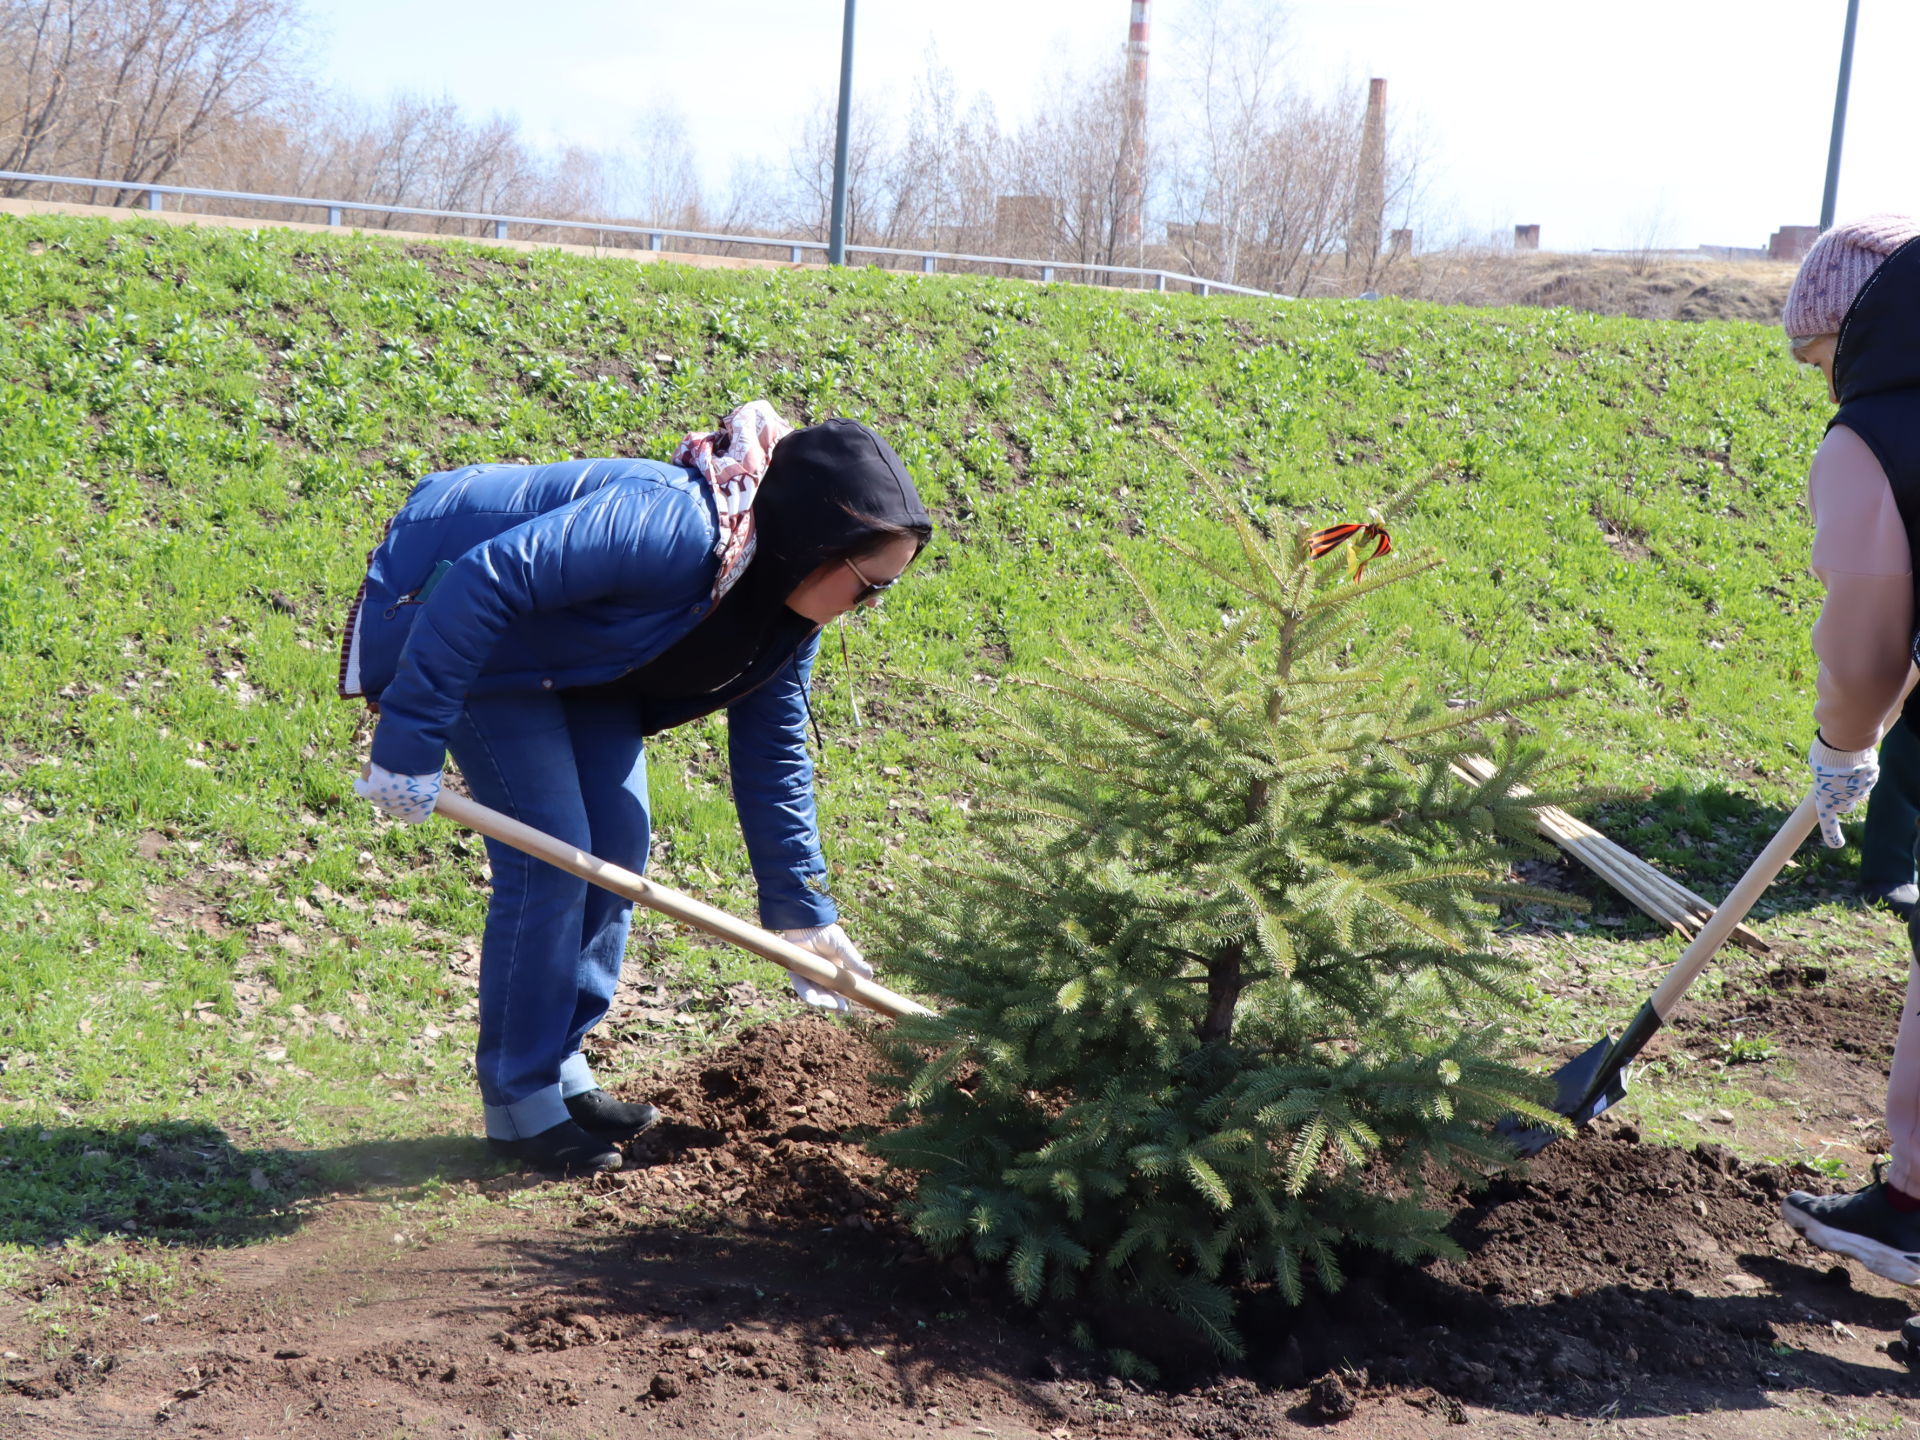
381, 559, 454, 620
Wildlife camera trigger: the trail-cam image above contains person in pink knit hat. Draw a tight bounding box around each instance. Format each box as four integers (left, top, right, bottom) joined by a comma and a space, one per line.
1775, 214, 1920, 1282
1792, 218, 1920, 922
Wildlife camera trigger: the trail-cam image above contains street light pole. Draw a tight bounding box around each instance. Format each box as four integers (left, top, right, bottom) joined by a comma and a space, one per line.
1820, 0, 1861, 231
828, 0, 856, 266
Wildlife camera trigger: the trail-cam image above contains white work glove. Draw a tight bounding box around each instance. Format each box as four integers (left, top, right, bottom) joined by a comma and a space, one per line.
1810, 734, 1880, 848
353, 762, 443, 825
777, 923, 873, 1013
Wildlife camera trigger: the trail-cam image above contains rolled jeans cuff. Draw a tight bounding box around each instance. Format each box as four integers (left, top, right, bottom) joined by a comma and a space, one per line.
558, 1052, 597, 1099
483, 1084, 571, 1141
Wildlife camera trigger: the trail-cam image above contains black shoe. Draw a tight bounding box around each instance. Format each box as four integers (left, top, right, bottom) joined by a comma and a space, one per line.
1782, 1169, 1920, 1285
487, 1120, 623, 1177
1861, 883, 1919, 921
564, 1088, 662, 1141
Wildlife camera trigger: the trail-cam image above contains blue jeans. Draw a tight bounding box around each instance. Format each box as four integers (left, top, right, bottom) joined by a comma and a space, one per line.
448, 689, 649, 1140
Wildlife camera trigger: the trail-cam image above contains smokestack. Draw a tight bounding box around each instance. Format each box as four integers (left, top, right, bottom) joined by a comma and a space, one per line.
1119, 0, 1150, 251
1348, 77, 1387, 267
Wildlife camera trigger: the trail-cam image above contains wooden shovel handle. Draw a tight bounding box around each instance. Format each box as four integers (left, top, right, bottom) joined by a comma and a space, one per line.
1648, 793, 1818, 1021
431, 789, 934, 1021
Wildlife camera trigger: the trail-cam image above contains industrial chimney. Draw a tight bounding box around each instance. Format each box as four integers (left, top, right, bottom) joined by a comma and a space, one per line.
1118, 0, 1150, 253
1348, 77, 1387, 270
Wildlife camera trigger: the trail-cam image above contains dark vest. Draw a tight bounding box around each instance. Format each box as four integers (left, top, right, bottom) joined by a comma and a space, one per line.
1825, 235, 1920, 726
1834, 394, 1920, 724
563, 609, 818, 737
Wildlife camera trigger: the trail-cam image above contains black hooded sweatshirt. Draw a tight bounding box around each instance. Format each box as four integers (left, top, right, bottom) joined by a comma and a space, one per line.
1828, 237, 1920, 723
566, 418, 931, 735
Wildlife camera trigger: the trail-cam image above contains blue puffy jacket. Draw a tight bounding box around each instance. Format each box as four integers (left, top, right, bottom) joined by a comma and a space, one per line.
352, 457, 834, 929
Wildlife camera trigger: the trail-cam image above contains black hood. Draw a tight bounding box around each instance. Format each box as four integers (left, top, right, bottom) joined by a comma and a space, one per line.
744, 418, 932, 594
1835, 236, 1920, 406
586, 419, 931, 708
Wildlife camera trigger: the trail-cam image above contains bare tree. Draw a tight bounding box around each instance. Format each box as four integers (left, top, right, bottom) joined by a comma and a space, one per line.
621, 102, 704, 229
1008, 63, 1135, 270
786, 91, 896, 246
1233, 85, 1366, 295
1165, 0, 1292, 285
891, 54, 1005, 250
90, 0, 301, 197
288, 94, 556, 233
0, 0, 304, 199
778, 52, 1012, 264
0, 0, 103, 186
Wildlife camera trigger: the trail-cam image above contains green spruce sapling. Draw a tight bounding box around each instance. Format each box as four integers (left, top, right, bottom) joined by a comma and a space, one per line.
870, 458, 1566, 1361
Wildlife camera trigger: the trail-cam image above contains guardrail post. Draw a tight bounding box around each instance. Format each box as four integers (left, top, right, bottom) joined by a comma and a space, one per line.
493, 220, 509, 240
790, 245, 803, 263
145, 190, 162, 212
921, 255, 936, 274
1041, 265, 1054, 282
327, 205, 342, 227
1198, 282, 1211, 298
1155, 273, 1166, 292
649, 233, 662, 251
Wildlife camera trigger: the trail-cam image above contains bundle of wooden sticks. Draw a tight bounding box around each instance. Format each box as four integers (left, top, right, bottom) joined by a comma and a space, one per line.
1450, 753, 1768, 954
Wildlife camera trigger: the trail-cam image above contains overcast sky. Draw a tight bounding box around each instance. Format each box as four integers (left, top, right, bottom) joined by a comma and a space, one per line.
309, 0, 1916, 255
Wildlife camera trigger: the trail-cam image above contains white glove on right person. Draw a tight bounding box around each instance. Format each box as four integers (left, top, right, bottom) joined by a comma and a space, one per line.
1809, 734, 1880, 849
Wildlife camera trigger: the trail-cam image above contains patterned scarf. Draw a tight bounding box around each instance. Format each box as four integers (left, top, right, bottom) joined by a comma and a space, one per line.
672, 399, 794, 600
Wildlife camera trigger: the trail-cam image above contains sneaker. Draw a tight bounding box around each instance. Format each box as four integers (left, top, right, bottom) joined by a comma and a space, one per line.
1781, 1168, 1920, 1285
564, 1088, 662, 1141
1861, 883, 1919, 922
487, 1119, 623, 1177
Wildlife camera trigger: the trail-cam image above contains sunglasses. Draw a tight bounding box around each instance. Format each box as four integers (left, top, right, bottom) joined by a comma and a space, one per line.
843, 555, 900, 604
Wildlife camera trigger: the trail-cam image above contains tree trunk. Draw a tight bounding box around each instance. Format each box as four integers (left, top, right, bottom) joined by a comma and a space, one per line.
1199, 942, 1244, 1044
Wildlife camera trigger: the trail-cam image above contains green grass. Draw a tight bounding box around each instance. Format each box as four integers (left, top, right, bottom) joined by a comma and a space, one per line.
0, 211, 1902, 1264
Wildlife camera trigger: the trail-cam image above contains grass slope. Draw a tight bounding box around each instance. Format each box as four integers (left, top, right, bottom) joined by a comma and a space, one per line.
0, 212, 1885, 1261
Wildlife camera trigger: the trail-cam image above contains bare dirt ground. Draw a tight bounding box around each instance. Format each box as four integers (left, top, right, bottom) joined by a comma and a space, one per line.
6, 1004, 1920, 1439
1379, 252, 1798, 324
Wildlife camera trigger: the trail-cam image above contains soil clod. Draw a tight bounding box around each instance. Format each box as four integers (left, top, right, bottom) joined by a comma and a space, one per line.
1307, 1371, 1356, 1422
647, 1371, 681, 1401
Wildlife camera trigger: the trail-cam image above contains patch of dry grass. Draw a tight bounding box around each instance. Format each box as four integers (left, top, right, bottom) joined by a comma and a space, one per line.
1374, 251, 1797, 325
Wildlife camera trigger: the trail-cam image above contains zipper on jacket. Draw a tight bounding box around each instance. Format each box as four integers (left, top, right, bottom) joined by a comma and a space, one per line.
381, 559, 455, 620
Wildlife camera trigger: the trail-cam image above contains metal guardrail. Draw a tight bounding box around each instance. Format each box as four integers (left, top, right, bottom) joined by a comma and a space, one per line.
0, 168, 1279, 300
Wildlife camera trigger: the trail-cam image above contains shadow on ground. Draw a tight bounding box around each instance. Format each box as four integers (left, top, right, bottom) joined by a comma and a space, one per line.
4, 1122, 1919, 1427
1546, 782, 1881, 926
1233, 1246, 1920, 1418
0, 1120, 502, 1248
372, 1221, 1920, 1421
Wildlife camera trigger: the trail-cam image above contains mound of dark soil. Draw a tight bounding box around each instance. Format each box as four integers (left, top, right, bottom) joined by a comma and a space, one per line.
611, 1017, 907, 1233
1220, 1127, 1908, 1408
16, 1017, 1913, 1438
597, 1017, 1916, 1412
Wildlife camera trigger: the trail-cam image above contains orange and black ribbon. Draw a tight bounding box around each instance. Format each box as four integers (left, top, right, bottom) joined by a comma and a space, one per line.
1306, 521, 1393, 579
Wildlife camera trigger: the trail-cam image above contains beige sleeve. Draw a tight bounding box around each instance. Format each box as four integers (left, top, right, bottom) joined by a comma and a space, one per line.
1807, 424, 1914, 751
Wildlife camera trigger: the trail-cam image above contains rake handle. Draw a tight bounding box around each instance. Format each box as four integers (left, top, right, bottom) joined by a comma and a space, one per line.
432, 789, 934, 1021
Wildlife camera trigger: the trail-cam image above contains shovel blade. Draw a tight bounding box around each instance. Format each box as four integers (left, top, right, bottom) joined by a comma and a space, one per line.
1495, 1035, 1630, 1157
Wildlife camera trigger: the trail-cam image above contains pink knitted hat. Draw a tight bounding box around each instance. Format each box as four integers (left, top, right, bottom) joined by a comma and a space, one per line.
1783, 213, 1920, 339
